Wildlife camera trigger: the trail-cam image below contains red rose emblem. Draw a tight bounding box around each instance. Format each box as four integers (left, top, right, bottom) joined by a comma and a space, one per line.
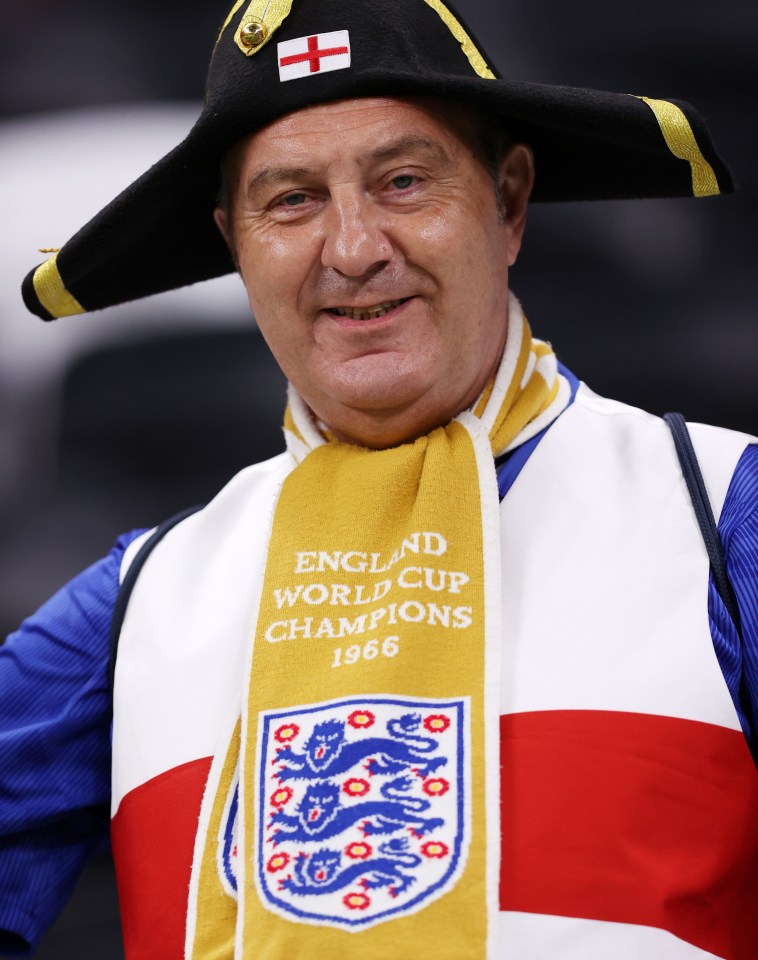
266, 852, 290, 873
274, 723, 300, 743
270, 786, 293, 808
421, 840, 449, 858
423, 714, 451, 733
343, 777, 371, 797
347, 710, 375, 729
343, 891, 371, 910
345, 842, 373, 860
422, 777, 450, 797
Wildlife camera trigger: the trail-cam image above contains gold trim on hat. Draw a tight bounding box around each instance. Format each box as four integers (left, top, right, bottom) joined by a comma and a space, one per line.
636, 97, 720, 197
233, 0, 294, 57
32, 254, 85, 318
422, 0, 495, 80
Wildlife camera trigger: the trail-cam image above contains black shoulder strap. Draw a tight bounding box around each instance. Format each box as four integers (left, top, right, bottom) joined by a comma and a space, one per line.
663, 412, 742, 639
108, 505, 203, 695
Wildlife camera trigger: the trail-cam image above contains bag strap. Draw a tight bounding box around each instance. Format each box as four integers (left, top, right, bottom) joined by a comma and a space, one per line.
663, 412, 742, 639
108, 504, 203, 695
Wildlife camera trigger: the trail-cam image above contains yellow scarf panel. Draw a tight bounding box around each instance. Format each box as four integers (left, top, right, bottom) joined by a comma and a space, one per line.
188, 297, 569, 959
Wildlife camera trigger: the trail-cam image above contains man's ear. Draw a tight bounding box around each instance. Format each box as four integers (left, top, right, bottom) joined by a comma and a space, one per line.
213, 206, 239, 270
498, 143, 535, 267
213, 205, 230, 247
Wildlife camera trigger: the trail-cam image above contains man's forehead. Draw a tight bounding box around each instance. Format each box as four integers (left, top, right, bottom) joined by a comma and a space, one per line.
265, 94, 474, 132
229, 96, 481, 176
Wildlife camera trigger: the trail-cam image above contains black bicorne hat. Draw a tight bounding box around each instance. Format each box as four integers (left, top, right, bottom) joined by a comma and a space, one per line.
22, 0, 734, 321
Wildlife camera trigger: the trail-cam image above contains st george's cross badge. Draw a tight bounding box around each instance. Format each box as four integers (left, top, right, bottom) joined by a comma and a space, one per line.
246, 695, 470, 929
277, 31, 351, 82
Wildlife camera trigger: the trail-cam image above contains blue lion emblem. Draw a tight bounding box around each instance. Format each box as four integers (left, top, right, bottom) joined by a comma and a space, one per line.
256, 697, 467, 928
280, 838, 422, 898
275, 712, 447, 781
269, 775, 444, 844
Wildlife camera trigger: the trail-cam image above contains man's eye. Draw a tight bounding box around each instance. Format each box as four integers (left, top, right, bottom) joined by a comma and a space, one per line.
390, 175, 416, 190
280, 192, 307, 207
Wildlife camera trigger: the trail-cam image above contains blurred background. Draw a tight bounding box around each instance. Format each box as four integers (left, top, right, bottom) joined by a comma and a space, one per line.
0, 0, 756, 955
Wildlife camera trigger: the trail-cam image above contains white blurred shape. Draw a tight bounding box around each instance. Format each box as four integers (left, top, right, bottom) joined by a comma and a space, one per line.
0, 103, 252, 395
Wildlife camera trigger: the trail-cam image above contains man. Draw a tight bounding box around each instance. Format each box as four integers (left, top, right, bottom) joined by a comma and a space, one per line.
2, 1, 757, 958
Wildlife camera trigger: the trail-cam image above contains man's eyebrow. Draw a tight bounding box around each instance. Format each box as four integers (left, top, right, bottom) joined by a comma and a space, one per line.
245, 166, 311, 197
367, 135, 452, 168
245, 136, 452, 197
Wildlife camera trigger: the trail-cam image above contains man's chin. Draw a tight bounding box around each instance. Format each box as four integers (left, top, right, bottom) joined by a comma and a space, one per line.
316, 355, 434, 415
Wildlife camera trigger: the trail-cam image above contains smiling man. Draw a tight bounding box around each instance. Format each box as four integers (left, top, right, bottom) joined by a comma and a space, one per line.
3, 1, 758, 959
214, 97, 532, 448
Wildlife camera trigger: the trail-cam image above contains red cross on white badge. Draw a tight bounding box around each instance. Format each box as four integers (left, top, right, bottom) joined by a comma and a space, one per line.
277, 30, 351, 82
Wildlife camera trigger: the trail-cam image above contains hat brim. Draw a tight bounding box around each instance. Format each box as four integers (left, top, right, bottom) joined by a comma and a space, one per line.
22, 9, 734, 320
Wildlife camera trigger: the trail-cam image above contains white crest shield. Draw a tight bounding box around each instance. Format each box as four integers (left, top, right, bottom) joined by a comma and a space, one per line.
251, 695, 470, 929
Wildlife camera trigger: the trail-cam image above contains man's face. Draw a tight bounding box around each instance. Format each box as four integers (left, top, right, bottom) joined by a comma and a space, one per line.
215, 97, 533, 447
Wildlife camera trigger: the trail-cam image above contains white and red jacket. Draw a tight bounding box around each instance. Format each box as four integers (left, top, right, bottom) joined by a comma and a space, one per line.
111, 388, 758, 960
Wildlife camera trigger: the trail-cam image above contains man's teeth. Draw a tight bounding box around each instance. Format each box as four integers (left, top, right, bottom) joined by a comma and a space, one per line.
330, 299, 406, 320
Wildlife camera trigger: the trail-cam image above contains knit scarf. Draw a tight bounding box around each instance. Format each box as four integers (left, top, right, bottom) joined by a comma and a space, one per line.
185, 296, 569, 959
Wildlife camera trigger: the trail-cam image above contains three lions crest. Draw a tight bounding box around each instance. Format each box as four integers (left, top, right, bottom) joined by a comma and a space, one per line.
223, 695, 469, 928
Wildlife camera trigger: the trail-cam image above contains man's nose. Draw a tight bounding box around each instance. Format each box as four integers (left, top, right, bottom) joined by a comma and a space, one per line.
320, 192, 393, 278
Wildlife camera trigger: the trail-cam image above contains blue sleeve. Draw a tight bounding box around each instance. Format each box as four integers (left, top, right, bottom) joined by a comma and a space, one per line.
709, 444, 758, 753
0, 530, 147, 957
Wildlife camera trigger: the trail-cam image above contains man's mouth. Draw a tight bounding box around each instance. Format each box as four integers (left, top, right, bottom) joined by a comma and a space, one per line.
326, 298, 409, 321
